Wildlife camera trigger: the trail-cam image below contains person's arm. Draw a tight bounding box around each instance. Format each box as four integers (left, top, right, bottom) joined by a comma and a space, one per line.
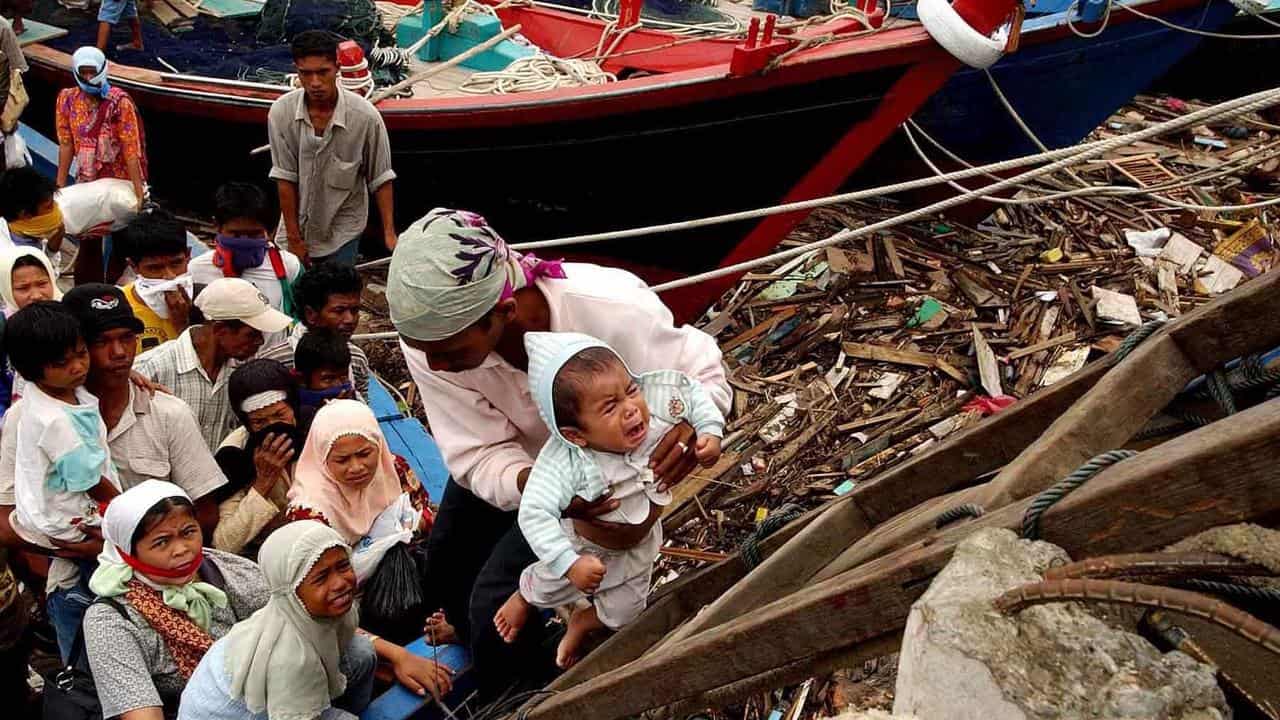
373, 182, 396, 252
211, 487, 281, 555
116, 98, 147, 207
365, 116, 397, 251
367, 634, 453, 700
517, 460, 580, 577
83, 603, 167, 720
162, 396, 229, 536
267, 100, 306, 264
402, 345, 531, 511
54, 93, 73, 187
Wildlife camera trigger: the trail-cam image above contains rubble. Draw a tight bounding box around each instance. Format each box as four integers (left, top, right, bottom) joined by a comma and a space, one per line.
893, 528, 1229, 720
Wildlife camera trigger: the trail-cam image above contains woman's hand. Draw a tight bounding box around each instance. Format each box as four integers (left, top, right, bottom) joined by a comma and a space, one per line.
649, 422, 699, 492
387, 646, 454, 700
251, 434, 295, 496
572, 501, 661, 551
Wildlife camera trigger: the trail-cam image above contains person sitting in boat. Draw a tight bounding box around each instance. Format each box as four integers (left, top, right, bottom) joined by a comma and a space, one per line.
211, 359, 304, 558
282, 399, 432, 574
384, 207, 731, 699
177, 521, 453, 720
294, 328, 356, 414
257, 261, 370, 398
0, 167, 65, 254
118, 209, 194, 353
55, 47, 147, 284
189, 181, 304, 347
134, 278, 291, 452
268, 30, 397, 267
495, 332, 724, 669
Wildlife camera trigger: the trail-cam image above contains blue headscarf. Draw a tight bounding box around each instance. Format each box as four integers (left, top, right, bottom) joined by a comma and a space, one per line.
70, 47, 111, 99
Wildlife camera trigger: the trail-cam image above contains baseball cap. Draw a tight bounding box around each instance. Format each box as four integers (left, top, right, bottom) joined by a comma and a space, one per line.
62, 283, 145, 340
194, 278, 292, 333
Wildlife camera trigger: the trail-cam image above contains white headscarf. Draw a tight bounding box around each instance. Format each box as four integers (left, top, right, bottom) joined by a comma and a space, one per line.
223, 521, 358, 720
0, 246, 62, 312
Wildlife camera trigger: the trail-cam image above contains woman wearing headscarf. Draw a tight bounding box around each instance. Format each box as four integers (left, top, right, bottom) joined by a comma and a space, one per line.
284, 399, 431, 546
211, 359, 306, 557
54, 46, 147, 284
385, 207, 732, 697
0, 245, 61, 417
81, 480, 268, 720
179, 521, 453, 720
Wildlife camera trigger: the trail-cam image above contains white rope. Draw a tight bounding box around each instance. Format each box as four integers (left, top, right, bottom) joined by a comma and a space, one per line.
647, 86, 1280, 293
459, 52, 616, 94
916, 0, 1010, 69
1117, 0, 1280, 38
1065, 0, 1112, 38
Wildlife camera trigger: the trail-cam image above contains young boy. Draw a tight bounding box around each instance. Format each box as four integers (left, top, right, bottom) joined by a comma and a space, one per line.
494, 332, 724, 668
0, 167, 65, 254
117, 210, 193, 352
189, 182, 303, 347
6, 302, 120, 546
294, 327, 354, 414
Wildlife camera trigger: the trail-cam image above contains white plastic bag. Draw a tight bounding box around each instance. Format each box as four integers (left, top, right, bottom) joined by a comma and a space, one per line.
350, 492, 418, 583
2, 131, 28, 169
56, 178, 140, 235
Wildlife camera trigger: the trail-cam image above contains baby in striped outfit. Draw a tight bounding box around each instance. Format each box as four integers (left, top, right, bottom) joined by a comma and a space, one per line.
494, 331, 724, 668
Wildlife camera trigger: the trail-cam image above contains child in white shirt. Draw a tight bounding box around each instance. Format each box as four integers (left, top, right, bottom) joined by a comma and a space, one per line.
6, 301, 119, 549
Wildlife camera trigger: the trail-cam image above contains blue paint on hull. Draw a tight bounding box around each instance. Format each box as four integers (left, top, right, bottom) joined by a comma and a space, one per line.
913, 0, 1238, 163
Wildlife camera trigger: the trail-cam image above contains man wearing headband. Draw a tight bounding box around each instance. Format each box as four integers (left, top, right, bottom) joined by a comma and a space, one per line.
386, 208, 730, 697
0, 285, 227, 656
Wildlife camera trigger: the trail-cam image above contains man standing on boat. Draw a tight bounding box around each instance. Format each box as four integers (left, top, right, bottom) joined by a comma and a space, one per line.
268, 30, 398, 267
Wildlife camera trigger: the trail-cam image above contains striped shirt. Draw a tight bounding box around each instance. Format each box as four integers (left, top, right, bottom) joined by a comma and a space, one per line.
133, 327, 242, 452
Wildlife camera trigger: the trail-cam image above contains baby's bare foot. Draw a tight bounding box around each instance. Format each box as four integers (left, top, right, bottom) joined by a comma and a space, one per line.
494, 592, 531, 644
556, 606, 604, 669
423, 611, 457, 645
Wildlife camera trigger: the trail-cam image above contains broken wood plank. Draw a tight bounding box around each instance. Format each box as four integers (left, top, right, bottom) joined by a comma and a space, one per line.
721, 308, 798, 353
835, 408, 918, 433
530, 400, 1280, 719
1005, 332, 1080, 361
972, 325, 1002, 396
841, 342, 968, 383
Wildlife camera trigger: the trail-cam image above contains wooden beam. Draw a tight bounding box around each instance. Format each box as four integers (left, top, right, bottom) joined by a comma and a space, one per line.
842, 342, 969, 383
527, 398, 1280, 720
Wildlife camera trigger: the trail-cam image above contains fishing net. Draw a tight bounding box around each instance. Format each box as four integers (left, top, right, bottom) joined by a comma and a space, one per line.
257, 0, 389, 46
359, 540, 430, 644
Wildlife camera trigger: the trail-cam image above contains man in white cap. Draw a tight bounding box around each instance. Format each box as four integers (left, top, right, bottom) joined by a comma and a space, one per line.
134, 277, 292, 451
385, 208, 730, 699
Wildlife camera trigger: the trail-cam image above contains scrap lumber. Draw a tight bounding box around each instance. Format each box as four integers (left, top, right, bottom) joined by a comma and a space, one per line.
526, 397, 1280, 719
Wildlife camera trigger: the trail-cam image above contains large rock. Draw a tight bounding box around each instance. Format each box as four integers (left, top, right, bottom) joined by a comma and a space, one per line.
893, 528, 1229, 720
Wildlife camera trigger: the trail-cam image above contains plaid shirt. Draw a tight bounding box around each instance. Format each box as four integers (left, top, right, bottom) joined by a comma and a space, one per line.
134, 327, 242, 452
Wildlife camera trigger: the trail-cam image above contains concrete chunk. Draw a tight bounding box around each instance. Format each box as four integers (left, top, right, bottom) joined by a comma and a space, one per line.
893, 528, 1228, 720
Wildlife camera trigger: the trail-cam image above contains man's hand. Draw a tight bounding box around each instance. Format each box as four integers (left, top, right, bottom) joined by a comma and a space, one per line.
164, 287, 192, 331
649, 421, 698, 492
386, 645, 454, 699
694, 435, 722, 467
384, 229, 398, 252
252, 433, 295, 495
50, 535, 104, 561
561, 491, 619, 521
288, 235, 310, 267
129, 371, 171, 396
566, 555, 606, 594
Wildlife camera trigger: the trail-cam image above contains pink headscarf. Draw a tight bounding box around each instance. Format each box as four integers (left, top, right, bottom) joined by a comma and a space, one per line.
287, 400, 402, 545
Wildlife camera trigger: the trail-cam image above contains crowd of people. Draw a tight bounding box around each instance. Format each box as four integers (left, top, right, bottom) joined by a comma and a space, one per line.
0, 17, 733, 720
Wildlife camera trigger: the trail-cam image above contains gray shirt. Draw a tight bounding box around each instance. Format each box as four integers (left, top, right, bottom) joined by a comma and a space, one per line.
267, 88, 396, 257
0, 17, 27, 75
82, 549, 268, 719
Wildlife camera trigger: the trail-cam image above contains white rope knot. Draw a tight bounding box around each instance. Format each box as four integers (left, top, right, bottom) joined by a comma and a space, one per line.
917, 0, 1011, 69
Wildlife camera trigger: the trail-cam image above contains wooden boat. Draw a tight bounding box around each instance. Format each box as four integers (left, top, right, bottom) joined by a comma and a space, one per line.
16, 0, 1019, 321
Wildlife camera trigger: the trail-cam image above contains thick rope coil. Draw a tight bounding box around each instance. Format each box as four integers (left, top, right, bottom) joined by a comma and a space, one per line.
1205, 368, 1239, 416
934, 503, 986, 529
1021, 450, 1138, 540
739, 503, 804, 570
1112, 319, 1168, 363
1180, 579, 1280, 604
